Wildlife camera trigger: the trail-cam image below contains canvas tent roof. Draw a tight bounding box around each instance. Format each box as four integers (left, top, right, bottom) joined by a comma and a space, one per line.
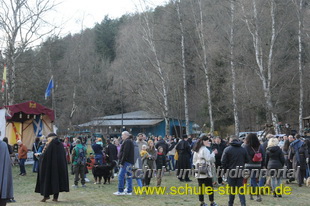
0, 101, 54, 149
1, 101, 55, 122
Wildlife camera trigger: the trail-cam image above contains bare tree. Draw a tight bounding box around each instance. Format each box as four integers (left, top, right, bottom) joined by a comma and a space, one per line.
138, 3, 170, 135
230, 0, 240, 136
191, 0, 214, 134
241, 0, 280, 134
176, 0, 190, 135
69, 85, 77, 128
291, 0, 304, 135
0, 0, 56, 104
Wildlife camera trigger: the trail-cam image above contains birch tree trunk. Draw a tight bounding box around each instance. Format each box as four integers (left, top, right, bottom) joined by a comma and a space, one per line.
296, 0, 304, 135
176, 0, 190, 136
230, 0, 239, 136
69, 85, 78, 128
0, 53, 4, 103
140, 6, 170, 136
7, 58, 16, 105
192, 0, 214, 134
267, 0, 280, 134
242, 0, 279, 134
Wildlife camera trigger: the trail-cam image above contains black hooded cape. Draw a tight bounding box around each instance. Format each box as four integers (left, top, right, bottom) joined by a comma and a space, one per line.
0, 140, 14, 199
176, 140, 191, 171
35, 138, 69, 196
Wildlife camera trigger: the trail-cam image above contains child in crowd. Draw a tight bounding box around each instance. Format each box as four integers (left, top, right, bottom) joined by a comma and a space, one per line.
140, 145, 149, 158
156, 146, 166, 187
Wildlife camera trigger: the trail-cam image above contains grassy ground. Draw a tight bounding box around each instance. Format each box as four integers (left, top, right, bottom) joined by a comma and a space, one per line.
12, 165, 310, 206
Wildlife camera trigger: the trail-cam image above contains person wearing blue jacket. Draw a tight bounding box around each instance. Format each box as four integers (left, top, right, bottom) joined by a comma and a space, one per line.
92, 138, 104, 165
289, 135, 309, 187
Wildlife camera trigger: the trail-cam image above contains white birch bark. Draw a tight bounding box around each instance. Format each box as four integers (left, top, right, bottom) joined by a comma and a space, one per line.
69, 85, 78, 128
191, 0, 214, 134
176, 0, 190, 136
230, 0, 240, 136
241, 0, 279, 134
295, 0, 304, 135
139, 5, 170, 135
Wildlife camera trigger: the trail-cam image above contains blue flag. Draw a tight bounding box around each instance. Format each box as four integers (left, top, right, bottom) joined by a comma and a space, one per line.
45, 77, 54, 100
33, 115, 43, 137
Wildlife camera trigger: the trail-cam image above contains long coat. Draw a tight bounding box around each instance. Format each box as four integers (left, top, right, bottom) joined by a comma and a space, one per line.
133, 141, 143, 178
176, 140, 191, 172
0, 140, 14, 199
289, 139, 309, 170
105, 143, 118, 162
35, 138, 69, 196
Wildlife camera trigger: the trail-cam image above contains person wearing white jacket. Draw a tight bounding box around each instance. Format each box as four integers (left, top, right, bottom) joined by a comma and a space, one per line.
193, 135, 218, 206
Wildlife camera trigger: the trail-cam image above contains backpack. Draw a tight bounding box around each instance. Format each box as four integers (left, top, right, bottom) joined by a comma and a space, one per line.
75, 146, 86, 165
252, 147, 262, 162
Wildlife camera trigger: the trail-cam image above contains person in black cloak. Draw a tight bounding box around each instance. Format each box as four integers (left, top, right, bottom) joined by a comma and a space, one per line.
176, 134, 192, 182
0, 139, 14, 206
35, 133, 69, 202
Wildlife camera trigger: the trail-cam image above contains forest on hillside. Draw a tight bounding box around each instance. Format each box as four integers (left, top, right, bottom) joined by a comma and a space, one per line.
0, 0, 310, 135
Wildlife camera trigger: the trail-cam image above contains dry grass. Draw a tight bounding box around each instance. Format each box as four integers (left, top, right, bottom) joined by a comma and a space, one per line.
12, 165, 310, 206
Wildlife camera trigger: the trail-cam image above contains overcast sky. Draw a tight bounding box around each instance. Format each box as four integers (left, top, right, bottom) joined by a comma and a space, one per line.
0, 0, 166, 50
53, 0, 168, 35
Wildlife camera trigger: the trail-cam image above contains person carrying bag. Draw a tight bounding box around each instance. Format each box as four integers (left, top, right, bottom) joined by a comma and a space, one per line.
193, 135, 218, 206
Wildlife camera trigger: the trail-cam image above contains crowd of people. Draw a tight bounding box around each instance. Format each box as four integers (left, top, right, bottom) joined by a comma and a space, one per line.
109, 131, 310, 206
0, 130, 309, 206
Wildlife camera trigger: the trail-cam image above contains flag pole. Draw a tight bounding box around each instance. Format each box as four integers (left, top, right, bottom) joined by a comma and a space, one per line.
121, 79, 124, 132
5, 81, 7, 106
51, 75, 56, 125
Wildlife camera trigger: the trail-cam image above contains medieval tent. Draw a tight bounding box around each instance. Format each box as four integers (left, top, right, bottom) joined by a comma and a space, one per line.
0, 101, 55, 149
